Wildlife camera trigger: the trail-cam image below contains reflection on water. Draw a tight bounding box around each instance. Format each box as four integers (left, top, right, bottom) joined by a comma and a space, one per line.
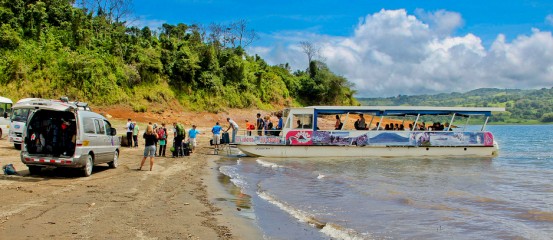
216, 125, 553, 240
216, 171, 252, 210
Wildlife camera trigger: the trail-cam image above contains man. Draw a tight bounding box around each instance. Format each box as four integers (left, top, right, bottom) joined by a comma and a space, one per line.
188, 125, 200, 153
132, 121, 139, 147
126, 119, 133, 147
225, 117, 239, 143
358, 114, 366, 130
212, 122, 223, 151
173, 122, 186, 157
276, 113, 283, 136
256, 113, 264, 136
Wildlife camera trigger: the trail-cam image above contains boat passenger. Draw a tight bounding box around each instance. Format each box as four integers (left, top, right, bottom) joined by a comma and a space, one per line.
296, 119, 302, 128
358, 114, 366, 130
335, 115, 342, 130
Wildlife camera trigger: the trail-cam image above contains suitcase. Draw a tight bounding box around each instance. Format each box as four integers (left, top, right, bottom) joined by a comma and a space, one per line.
221, 132, 230, 144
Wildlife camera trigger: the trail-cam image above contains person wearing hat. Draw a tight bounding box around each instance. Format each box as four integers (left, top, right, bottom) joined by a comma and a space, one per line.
188, 125, 200, 153
225, 117, 239, 143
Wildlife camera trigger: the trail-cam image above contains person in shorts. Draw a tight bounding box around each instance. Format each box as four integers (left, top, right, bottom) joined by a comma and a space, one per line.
139, 125, 157, 171
212, 122, 222, 150
188, 125, 200, 153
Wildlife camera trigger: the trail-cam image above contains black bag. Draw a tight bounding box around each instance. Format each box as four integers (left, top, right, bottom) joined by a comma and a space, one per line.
221, 132, 230, 144
3, 164, 18, 175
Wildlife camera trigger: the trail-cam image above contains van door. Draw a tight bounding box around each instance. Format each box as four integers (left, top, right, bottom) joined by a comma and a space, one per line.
93, 118, 110, 162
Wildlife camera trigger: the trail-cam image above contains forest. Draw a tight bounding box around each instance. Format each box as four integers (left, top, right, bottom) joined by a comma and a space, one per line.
0, 0, 357, 113
358, 88, 553, 124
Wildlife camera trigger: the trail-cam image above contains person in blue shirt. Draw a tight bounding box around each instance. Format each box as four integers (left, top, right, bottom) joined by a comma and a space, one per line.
212, 122, 223, 150
188, 125, 200, 153
276, 113, 283, 136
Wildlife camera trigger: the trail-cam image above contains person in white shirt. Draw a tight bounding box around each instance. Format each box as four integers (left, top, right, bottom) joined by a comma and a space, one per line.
225, 117, 239, 143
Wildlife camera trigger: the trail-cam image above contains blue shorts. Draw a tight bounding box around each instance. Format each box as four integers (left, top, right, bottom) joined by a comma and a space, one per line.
144, 145, 156, 157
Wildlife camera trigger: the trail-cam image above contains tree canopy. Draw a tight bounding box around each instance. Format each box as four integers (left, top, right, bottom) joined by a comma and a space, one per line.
0, 0, 357, 112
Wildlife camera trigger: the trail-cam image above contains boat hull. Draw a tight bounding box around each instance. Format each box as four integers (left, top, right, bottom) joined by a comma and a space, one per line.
237, 144, 499, 158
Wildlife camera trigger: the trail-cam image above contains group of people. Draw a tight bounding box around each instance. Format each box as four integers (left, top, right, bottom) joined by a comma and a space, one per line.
124, 119, 200, 171
210, 113, 283, 150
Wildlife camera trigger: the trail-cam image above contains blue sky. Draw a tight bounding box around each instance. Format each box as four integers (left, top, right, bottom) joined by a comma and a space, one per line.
132, 0, 553, 97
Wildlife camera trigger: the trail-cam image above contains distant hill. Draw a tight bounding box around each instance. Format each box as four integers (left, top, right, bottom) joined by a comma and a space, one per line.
357, 88, 553, 124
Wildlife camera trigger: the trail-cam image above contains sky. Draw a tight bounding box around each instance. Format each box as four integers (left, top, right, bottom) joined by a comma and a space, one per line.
131, 0, 553, 97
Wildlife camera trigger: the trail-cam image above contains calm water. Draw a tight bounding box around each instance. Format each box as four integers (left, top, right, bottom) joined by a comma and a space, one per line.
216, 125, 553, 240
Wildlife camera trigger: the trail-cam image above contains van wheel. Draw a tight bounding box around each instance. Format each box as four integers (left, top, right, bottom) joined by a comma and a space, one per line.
28, 166, 41, 175
108, 151, 119, 168
83, 155, 94, 177
14, 144, 21, 150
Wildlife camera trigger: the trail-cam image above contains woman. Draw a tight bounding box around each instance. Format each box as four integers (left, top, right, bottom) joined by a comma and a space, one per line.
157, 123, 167, 157
334, 115, 342, 130
140, 125, 157, 171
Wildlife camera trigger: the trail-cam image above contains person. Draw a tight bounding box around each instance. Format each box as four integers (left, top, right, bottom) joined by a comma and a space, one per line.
173, 122, 186, 157
372, 122, 381, 130
188, 125, 200, 153
157, 123, 167, 157
245, 120, 255, 136
264, 115, 273, 136
334, 115, 342, 130
256, 113, 264, 136
126, 118, 133, 147
358, 114, 366, 130
296, 119, 302, 128
132, 121, 139, 147
276, 113, 283, 136
139, 125, 157, 171
212, 122, 223, 151
225, 117, 239, 143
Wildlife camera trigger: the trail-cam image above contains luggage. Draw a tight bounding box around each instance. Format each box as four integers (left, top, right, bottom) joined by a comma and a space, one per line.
221, 132, 230, 144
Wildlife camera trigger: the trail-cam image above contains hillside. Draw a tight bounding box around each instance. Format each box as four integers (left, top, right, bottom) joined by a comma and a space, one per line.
0, 0, 356, 113
358, 88, 553, 124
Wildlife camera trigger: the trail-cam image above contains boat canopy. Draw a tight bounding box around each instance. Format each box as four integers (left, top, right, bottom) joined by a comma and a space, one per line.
307, 106, 505, 117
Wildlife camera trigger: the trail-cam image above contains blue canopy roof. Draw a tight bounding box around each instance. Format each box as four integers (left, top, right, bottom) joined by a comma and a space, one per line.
307, 106, 505, 117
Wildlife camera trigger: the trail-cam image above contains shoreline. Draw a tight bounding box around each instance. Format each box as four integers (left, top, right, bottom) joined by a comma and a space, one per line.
0, 123, 263, 239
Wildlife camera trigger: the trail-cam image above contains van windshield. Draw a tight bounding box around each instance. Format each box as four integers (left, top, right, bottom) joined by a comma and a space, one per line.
11, 108, 31, 122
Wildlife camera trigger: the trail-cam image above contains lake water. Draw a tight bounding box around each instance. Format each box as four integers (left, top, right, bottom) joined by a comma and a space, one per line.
215, 125, 553, 240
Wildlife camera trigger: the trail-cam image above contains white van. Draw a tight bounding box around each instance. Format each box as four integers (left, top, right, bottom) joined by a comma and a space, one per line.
0, 96, 13, 139
8, 98, 42, 149
20, 99, 120, 176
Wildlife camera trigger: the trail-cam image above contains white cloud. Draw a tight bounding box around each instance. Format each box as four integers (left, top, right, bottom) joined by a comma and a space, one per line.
249, 9, 553, 97
546, 14, 553, 26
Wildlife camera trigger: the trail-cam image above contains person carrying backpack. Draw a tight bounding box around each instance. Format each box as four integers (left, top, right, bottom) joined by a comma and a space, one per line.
157, 123, 167, 157
173, 122, 186, 157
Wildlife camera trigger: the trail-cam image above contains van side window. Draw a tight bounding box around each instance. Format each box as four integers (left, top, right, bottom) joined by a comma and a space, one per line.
104, 120, 112, 135
84, 118, 96, 134
95, 119, 105, 134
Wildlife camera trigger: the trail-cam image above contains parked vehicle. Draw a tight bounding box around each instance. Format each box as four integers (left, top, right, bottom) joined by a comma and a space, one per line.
20, 99, 120, 176
0, 96, 13, 139
8, 98, 42, 149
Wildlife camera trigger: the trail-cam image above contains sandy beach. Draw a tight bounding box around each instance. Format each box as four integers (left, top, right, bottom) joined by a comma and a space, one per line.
0, 121, 262, 239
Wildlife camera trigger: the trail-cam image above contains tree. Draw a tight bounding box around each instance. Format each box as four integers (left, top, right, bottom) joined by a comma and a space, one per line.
76, 0, 133, 23
299, 41, 320, 65
231, 19, 258, 47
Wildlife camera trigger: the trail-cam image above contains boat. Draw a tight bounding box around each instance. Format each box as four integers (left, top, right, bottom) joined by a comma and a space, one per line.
234, 106, 505, 158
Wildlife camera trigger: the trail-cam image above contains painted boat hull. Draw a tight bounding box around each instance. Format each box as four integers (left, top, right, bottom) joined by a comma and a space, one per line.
237, 144, 499, 158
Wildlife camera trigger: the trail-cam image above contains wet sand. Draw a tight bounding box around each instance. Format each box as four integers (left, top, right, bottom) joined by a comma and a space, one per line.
0, 125, 262, 239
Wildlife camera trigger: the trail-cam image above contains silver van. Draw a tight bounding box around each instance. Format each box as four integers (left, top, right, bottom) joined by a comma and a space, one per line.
20, 99, 120, 176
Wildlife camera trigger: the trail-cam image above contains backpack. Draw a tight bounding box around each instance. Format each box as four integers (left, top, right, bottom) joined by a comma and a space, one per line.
3, 164, 17, 175
157, 128, 166, 140
129, 123, 134, 131
176, 124, 185, 137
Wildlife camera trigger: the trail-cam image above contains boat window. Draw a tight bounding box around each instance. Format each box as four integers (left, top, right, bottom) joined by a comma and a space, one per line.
84, 118, 96, 134
293, 114, 313, 129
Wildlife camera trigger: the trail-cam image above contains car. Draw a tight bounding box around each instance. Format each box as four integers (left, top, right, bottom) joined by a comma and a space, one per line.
20, 99, 120, 176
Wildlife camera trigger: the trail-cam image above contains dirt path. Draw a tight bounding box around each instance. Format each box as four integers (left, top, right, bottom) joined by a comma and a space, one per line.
0, 131, 242, 239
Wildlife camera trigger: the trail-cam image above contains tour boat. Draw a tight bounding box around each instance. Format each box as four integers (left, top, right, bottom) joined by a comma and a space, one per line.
234, 106, 505, 158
